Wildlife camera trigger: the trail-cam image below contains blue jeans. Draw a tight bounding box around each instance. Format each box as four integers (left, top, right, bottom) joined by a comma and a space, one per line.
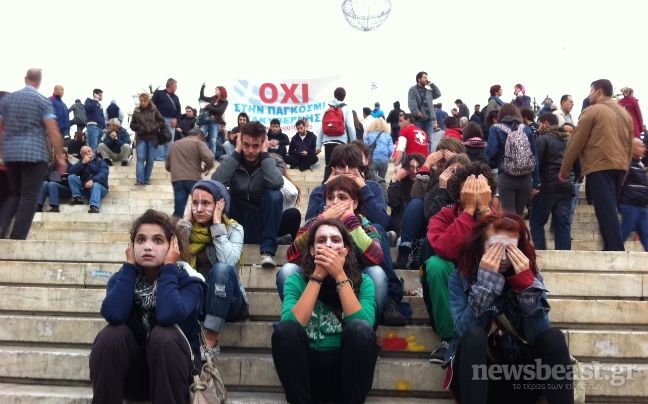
529, 192, 573, 250
86, 125, 102, 154
172, 180, 196, 218
276, 263, 387, 331
200, 121, 222, 158
413, 119, 434, 143
399, 199, 426, 248
223, 141, 235, 156
203, 263, 248, 333
38, 181, 72, 206
619, 204, 648, 251
136, 140, 158, 184
155, 117, 176, 161
68, 175, 108, 207
369, 159, 388, 180
228, 189, 283, 255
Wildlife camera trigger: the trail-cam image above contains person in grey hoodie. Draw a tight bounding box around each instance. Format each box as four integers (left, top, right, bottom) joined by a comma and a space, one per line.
212, 121, 284, 268
407, 71, 441, 137
316, 87, 356, 182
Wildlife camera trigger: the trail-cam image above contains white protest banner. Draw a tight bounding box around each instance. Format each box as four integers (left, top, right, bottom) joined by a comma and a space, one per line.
228, 76, 341, 133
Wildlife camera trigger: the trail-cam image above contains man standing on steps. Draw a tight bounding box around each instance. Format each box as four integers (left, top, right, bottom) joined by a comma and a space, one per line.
618, 138, 648, 251
407, 71, 441, 136
50, 85, 70, 140
152, 78, 181, 162
212, 121, 284, 268
166, 128, 214, 218
560, 79, 634, 251
0, 68, 66, 239
84, 88, 106, 154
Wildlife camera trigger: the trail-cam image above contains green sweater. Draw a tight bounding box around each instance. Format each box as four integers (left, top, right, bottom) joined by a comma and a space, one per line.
281, 273, 375, 351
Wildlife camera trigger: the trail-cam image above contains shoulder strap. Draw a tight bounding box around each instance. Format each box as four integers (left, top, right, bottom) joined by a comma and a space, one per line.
601, 102, 632, 133
495, 313, 529, 345
369, 131, 384, 149
174, 324, 197, 364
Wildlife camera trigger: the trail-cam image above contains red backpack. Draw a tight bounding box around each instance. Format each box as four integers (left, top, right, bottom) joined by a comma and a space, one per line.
322, 103, 347, 137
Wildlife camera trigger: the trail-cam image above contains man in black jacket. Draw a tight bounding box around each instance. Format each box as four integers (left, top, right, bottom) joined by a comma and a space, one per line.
284, 120, 318, 171
152, 78, 181, 161
267, 118, 289, 159
529, 113, 581, 250
175, 106, 197, 140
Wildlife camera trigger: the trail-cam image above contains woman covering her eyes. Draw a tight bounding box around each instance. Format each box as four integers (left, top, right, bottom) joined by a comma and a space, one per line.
90, 209, 204, 403
272, 219, 379, 403
444, 211, 574, 404
178, 179, 248, 357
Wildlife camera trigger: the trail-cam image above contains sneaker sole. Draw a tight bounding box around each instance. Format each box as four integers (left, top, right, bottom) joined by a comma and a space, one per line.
261, 262, 277, 269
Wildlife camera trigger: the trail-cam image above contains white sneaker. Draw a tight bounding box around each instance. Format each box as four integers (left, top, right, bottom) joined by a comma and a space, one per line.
260, 253, 276, 269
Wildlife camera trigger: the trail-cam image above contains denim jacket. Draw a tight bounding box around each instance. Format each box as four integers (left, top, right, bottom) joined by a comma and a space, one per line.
445, 268, 551, 363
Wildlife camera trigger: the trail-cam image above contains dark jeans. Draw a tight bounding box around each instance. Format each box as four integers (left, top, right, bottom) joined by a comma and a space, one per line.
450, 326, 573, 404
284, 153, 319, 171
0, 161, 48, 239
399, 199, 427, 248
322, 143, 342, 183
373, 223, 404, 303
229, 189, 283, 255
89, 324, 196, 404
203, 263, 248, 333
272, 320, 379, 404
619, 204, 648, 251
172, 180, 197, 218
279, 207, 301, 241
529, 192, 573, 250
498, 172, 533, 216
587, 170, 626, 251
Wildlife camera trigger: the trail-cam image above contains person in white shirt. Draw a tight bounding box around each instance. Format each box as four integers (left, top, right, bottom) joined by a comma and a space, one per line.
553, 94, 574, 127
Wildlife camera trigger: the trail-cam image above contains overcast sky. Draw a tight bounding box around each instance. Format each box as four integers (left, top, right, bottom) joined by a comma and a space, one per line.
1, 0, 645, 127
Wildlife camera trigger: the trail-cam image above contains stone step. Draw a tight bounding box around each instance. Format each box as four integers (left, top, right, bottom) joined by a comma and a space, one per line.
2, 260, 643, 300
2, 286, 647, 327
0, 384, 453, 404
2, 314, 648, 361
0, 347, 645, 398
3, 240, 647, 269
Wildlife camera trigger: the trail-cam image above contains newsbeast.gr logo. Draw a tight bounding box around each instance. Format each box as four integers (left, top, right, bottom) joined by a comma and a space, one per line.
472, 360, 635, 388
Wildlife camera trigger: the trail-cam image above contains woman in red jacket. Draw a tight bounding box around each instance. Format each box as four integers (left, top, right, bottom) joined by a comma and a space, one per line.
619, 87, 644, 137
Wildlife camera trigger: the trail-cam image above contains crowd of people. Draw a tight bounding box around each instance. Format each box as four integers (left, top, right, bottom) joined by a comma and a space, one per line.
0, 67, 645, 404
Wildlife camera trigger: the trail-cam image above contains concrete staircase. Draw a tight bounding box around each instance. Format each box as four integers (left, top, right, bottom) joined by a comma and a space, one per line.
0, 164, 647, 403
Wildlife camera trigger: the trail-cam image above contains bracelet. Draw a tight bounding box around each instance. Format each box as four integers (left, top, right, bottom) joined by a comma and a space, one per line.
309, 275, 323, 285
336, 278, 353, 293
479, 208, 492, 215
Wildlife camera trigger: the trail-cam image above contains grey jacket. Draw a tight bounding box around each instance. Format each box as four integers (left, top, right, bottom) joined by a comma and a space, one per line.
212, 151, 284, 210
407, 84, 442, 121
178, 220, 244, 268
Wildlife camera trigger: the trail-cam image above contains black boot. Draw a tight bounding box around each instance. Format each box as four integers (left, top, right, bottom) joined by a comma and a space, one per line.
393, 246, 411, 269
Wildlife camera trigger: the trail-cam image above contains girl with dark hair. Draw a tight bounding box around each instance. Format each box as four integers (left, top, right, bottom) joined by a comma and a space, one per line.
130, 93, 166, 185
67, 131, 87, 158
199, 83, 229, 159
486, 103, 540, 215
388, 153, 425, 235
278, 175, 387, 326
272, 218, 379, 404
444, 212, 573, 404
179, 180, 247, 355
89, 209, 205, 403
462, 122, 488, 165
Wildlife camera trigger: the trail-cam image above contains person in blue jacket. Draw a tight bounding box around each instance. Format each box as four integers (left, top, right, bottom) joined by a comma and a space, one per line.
49, 85, 70, 139
97, 118, 132, 166
485, 103, 541, 216
444, 212, 573, 404
89, 209, 205, 404
67, 146, 109, 213
84, 89, 106, 154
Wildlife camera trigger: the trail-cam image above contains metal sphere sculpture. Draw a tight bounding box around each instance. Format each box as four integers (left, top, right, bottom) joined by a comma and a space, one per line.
342, 0, 392, 32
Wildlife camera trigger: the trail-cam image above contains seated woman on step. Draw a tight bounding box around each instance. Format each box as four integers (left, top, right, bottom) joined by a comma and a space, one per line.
178, 179, 248, 356
272, 218, 379, 404
90, 209, 204, 403
276, 175, 387, 327
444, 211, 573, 403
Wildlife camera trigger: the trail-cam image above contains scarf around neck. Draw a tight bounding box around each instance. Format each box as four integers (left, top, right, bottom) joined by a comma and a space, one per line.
189, 216, 244, 273
133, 270, 158, 338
